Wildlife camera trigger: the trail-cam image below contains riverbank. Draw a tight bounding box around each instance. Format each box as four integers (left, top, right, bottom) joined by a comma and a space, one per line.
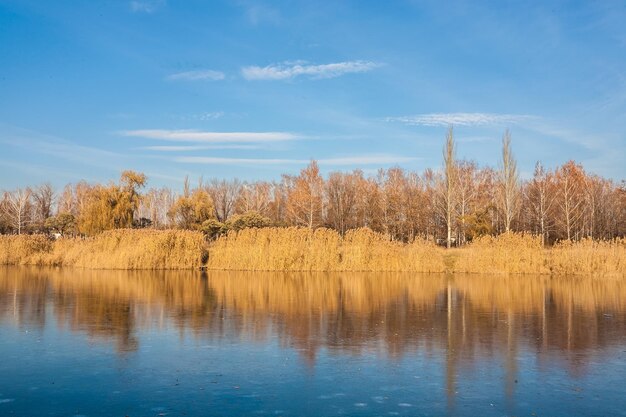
0, 229, 207, 269
0, 228, 624, 276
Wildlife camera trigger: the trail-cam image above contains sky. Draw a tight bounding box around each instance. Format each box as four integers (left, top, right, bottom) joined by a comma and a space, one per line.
1, 0, 625, 189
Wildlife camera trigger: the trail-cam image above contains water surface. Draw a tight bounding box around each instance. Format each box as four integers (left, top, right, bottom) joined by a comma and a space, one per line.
0, 267, 625, 416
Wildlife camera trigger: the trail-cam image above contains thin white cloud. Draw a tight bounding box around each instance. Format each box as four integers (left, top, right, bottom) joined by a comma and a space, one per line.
121, 129, 297, 143
385, 113, 535, 127
174, 155, 417, 166
320, 155, 418, 165
241, 60, 382, 80
167, 70, 225, 81
0, 124, 126, 172
130, 0, 165, 13
175, 157, 302, 165
143, 145, 260, 151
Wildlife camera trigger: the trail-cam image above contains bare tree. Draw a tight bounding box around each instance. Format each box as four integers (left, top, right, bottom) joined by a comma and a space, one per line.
325, 171, 357, 235
498, 130, 520, 233
285, 161, 324, 229
526, 162, 556, 246
555, 161, 586, 241
3, 188, 32, 234
207, 179, 242, 222
439, 126, 457, 248
455, 160, 479, 246
32, 183, 55, 227
236, 181, 272, 216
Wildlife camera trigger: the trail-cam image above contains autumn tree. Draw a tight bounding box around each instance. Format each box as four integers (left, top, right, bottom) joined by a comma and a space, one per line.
455, 160, 480, 245
497, 130, 520, 233
31, 183, 55, 230
45, 212, 76, 235
325, 171, 357, 235
139, 187, 176, 228
285, 161, 324, 229
77, 171, 146, 235
618, 181, 626, 237
168, 177, 216, 229
266, 181, 288, 226
236, 181, 272, 216
554, 161, 586, 241
2, 188, 32, 234
57, 184, 76, 215
118, 170, 147, 225
207, 179, 242, 222
352, 171, 383, 232
582, 175, 622, 240
525, 162, 556, 246
437, 127, 457, 248
6, 189, 33, 233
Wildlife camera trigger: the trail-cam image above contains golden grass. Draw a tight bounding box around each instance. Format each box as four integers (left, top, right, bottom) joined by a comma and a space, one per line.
0, 234, 53, 265
0, 229, 207, 269
452, 233, 626, 277
1, 229, 624, 274
206, 227, 447, 272
548, 238, 626, 276
452, 233, 548, 274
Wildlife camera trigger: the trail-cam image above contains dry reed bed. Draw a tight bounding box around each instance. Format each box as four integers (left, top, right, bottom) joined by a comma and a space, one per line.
206, 227, 447, 272
453, 233, 626, 277
0, 229, 207, 269
1, 229, 625, 274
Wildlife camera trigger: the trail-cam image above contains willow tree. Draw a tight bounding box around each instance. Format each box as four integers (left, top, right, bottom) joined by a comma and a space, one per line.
77, 171, 146, 235
498, 130, 520, 233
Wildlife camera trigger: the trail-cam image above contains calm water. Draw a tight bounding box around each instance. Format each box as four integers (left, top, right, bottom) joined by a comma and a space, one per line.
0, 268, 625, 416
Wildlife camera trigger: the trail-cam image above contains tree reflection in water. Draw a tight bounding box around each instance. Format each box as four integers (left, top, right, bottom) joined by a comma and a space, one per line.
1, 267, 624, 406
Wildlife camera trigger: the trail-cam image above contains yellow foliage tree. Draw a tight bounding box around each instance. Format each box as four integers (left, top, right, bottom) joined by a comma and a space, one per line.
168, 177, 215, 229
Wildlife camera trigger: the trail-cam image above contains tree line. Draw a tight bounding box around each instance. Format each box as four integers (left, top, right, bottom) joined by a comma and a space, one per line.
1, 127, 624, 245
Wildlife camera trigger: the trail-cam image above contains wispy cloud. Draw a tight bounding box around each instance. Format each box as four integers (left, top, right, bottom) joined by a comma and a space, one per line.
241, 60, 382, 80
321, 155, 418, 165
385, 113, 535, 127
0, 124, 125, 172
175, 157, 301, 165
130, 0, 165, 13
142, 145, 260, 151
167, 70, 225, 81
121, 129, 297, 143
174, 154, 417, 166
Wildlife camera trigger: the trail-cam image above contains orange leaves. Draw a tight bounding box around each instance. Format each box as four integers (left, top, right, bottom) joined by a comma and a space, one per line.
284, 161, 324, 229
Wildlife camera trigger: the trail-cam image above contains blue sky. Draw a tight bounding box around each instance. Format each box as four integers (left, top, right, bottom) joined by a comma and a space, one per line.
1, 0, 625, 189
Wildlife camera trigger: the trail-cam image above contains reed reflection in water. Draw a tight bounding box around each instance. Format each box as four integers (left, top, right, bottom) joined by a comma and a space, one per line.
0, 267, 624, 416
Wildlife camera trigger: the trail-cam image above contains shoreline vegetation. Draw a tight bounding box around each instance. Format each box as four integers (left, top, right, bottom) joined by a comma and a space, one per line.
1, 228, 624, 276
1, 131, 624, 277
